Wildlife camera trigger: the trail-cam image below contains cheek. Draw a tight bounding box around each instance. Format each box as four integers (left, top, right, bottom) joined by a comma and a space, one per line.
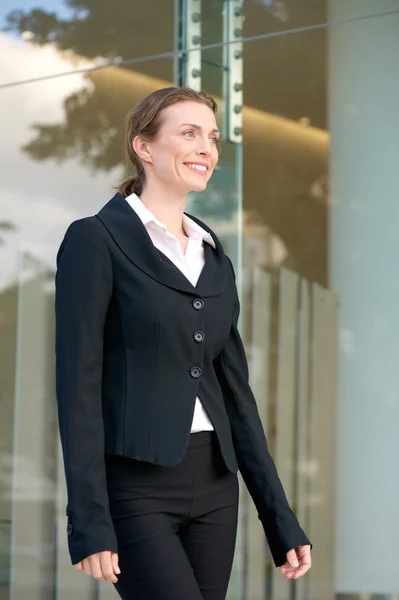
156, 142, 185, 176
210, 150, 219, 171
154, 151, 177, 178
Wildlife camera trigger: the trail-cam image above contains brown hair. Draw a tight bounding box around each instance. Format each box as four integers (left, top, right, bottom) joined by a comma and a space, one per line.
115, 87, 218, 197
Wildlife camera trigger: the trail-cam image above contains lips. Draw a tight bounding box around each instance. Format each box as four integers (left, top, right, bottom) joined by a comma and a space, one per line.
183, 162, 209, 176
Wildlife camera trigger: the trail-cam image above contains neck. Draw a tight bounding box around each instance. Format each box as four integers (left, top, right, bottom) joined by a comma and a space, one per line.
139, 181, 189, 239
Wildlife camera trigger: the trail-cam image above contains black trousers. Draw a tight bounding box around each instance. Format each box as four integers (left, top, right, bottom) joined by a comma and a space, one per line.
105, 431, 239, 600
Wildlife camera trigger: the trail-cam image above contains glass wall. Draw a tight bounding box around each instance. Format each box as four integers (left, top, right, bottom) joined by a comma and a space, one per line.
1, 1, 399, 599
0, 2, 177, 599
236, 2, 399, 599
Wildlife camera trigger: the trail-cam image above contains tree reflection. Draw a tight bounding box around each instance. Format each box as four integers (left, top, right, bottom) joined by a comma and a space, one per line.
3, 1, 177, 171
22, 71, 126, 173
4, 0, 328, 283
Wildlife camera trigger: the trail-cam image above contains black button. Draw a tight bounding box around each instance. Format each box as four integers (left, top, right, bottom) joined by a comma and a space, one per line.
67, 523, 73, 536
193, 331, 205, 343
190, 366, 202, 378
192, 298, 204, 311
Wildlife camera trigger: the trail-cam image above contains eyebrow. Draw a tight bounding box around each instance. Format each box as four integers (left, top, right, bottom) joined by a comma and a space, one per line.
179, 123, 220, 135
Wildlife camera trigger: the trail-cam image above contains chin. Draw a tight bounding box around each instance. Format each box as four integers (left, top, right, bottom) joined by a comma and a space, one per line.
189, 180, 208, 193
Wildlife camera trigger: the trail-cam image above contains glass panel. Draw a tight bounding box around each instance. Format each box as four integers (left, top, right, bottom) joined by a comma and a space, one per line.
238, 3, 399, 600
243, 0, 327, 37
0, 0, 175, 83
242, 19, 327, 135
0, 3, 175, 592
328, 4, 399, 598
239, 17, 329, 600
241, 22, 328, 281
242, 0, 391, 41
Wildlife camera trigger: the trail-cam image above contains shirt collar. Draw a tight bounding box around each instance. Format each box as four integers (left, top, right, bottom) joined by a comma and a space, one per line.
125, 193, 216, 248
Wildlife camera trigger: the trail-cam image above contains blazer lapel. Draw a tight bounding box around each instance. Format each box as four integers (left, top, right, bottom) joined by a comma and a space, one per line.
96, 192, 229, 297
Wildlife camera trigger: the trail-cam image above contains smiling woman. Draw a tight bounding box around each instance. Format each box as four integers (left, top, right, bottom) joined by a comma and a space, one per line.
115, 87, 220, 199
132, 101, 219, 198
3, 0, 399, 597
54, 85, 311, 600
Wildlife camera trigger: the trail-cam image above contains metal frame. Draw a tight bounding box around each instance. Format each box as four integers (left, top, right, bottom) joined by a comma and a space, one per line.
179, 0, 202, 90
223, 0, 243, 144
178, 0, 243, 145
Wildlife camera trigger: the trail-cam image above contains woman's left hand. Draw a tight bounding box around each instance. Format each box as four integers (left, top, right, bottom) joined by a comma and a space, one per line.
279, 545, 312, 579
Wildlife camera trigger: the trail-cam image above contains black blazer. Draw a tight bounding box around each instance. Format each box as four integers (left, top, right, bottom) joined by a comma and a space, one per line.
55, 192, 311, 567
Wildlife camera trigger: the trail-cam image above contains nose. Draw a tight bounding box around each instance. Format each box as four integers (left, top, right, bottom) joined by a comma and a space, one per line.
196, 136, 212, 156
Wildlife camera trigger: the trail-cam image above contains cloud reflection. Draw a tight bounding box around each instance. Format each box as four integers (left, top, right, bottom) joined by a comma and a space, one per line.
0, 33, 121, 290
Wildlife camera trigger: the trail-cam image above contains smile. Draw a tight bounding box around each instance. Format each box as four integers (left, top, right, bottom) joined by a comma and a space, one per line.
184, 163, 208, 176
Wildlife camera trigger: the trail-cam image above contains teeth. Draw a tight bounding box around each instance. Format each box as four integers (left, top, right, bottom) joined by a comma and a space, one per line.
186, 163, 207, 172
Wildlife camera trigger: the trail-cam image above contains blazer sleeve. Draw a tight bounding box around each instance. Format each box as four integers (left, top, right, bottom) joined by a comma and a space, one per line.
213, 258, 311, 568
55, 217, 118, 565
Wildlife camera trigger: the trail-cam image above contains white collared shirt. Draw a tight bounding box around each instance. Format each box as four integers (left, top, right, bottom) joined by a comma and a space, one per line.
125, 192, 215, 433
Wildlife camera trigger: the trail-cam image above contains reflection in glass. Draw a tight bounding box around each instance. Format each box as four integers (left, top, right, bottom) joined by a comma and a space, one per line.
1, 3, 176, 598
2, 0, 175, 82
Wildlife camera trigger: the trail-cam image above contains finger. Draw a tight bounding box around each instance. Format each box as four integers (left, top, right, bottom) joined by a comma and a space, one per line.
112, 552, 121, 575
82, 557, 92, 577
281, 562, 305, 579
89, 555, 106, 581
280, 564, 295, 574
74, 561, 83, 572
100, 552, 118, 583
280, 567, 298, 580
286, 570, 297, 579
287, 555, 312, 580
286, 549, 299, 568
296, 545, 312, 562
296, 550, 312, 570
292, 561, 312, 579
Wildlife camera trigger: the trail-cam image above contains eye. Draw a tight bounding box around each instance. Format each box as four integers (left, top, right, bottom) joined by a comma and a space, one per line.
183, 130, 195, 138
210, 136, 219, 144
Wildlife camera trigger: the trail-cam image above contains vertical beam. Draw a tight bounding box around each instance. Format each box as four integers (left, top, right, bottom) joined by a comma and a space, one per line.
246, 268, 272, 600
231, 266, 251, 600
307, 283, 338, 600
9, 257, 55, 600
294, 279, 311, 600
173, 0, 180, 85
179, 0, 202, 89
223, 0, 243, 143
271, 268, 299, 600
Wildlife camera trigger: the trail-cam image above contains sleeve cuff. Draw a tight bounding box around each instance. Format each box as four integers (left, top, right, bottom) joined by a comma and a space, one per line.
258, 511, 312, 567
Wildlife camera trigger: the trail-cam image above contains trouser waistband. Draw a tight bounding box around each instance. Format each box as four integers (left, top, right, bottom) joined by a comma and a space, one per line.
188, 430, 216, 449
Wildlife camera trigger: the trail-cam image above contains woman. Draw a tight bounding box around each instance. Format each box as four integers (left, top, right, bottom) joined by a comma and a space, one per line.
55, 86, 312, 600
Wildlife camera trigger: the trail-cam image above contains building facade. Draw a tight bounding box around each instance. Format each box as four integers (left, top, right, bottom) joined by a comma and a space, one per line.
0, 1, 398, 598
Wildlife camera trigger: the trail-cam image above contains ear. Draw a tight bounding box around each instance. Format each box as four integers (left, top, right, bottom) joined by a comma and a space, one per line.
132, 135, 153, 165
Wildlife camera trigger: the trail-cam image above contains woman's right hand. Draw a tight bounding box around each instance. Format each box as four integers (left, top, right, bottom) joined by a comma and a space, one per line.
75, 550, 121, 583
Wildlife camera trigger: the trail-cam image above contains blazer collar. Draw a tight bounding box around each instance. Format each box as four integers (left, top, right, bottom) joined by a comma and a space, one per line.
96, 192, 228, 297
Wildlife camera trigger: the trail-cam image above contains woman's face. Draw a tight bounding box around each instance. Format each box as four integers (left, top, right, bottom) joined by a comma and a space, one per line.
138, 101, 220, 194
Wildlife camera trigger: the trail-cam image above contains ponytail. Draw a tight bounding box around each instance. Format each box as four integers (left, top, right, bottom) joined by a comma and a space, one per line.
114, 174, 143, 197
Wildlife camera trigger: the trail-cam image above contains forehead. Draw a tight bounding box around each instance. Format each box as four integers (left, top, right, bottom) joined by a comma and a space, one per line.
161, 101, 217, 129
